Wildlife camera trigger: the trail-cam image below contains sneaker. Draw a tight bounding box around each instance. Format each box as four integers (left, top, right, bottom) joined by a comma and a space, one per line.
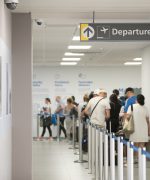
48, 137, 53, 141
39, 136, 44, 140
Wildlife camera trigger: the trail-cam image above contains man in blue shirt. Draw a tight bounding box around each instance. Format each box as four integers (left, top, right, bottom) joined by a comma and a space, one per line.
124, 87, 137, 113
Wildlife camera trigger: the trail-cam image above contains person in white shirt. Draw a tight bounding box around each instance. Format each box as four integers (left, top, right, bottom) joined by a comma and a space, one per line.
40, 98, 52, 140
127, 94, 150, 145
127, 94, 150, 163
84, 89, 110, 127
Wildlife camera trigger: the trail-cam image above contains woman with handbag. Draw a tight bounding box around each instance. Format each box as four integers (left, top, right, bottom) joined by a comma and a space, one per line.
40, 98, 52, 140
127, 94, 150, 162
64, 97, 77, 141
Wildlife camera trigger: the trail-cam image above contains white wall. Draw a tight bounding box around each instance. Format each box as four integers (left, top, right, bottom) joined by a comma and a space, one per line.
0, 1, 12, 180
32, 65, 141, 136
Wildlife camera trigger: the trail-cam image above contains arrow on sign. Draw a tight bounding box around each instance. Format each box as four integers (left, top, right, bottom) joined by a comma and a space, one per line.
84, 27, 93, 38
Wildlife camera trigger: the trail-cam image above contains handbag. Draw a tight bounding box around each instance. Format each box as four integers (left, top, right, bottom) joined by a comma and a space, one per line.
40, 118, 43, 127
43, 115, 52, 126
40, 115, 44, 127
123, 104, 134, 136
51, 114, 57, 125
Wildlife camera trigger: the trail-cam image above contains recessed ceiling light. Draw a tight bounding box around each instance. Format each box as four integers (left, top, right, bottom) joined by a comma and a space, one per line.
68, 45, 91, 50
133, 58, 142, 61
62, 58, 81, 61
72, 36, 80, 41
124, 62, 142, 66
64, 52, 85, 56
60, 62, 77, 66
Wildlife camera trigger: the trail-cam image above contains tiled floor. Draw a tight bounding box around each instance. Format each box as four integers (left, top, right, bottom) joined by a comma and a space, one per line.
32, 139, 93, 180
32, 139, 150, 180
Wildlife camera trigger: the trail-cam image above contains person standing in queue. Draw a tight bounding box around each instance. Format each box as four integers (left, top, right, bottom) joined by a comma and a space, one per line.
123, 87, 137, 166
124, 87, 137, 115
127, 94, 150, 163
107, 94, 121, 133
64, 97, 77, 141
71, 96, 79, 107
40, 98, 52, 140
84, 89, 110, 127
55, 96, 67, 138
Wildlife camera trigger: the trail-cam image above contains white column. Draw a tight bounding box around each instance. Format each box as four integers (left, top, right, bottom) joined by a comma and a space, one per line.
12, 13, 32, 180
142, 46, 150, 112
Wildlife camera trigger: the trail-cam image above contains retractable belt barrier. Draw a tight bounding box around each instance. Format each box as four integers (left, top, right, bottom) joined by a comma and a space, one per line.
74, 116, 87, 163
57, 115, 60, 142
86, 122, 150, 180
37, 114, 40, 138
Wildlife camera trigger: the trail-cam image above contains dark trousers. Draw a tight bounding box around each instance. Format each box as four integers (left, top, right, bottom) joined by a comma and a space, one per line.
41, 125, 52, 137
59, 117, 67, 137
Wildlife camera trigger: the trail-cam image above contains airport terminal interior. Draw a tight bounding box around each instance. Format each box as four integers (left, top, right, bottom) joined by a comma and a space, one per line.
1, 0, 150, 180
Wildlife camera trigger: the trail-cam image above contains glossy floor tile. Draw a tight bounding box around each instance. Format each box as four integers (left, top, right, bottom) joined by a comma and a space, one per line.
32, 139, 150, 180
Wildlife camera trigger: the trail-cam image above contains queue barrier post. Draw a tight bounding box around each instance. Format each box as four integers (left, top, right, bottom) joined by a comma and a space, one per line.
99, 129, 103, 180
138, 148, 142, 180
127, 141, 134, 180
74, 116, 87, 163
104, 131, 108, 180
37, 114, 40, 138
72, 115, 76, 149
91, 125, 96, 175
95, 127, 99, 179
88, 123, 92, 173
57, 115, 60, 142
110, 133, 115, 180
138, 147, 146, 180
118, 137, 123, 180
141, 147, 146, 180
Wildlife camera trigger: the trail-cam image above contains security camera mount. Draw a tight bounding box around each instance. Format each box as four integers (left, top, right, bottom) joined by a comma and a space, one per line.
5, 0, 19, 10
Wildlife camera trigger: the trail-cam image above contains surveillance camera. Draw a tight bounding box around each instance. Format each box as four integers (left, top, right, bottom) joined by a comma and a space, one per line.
35, 19, 44, 26
5, 0, 19, 10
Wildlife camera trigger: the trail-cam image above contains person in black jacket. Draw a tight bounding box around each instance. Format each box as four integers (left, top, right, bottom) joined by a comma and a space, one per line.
107, 94, 121, 133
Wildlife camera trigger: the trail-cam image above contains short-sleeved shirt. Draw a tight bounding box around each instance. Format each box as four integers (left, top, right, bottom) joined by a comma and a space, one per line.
56, 100, 65, 117
124, 96, 137, 113
86, 96, 110, 126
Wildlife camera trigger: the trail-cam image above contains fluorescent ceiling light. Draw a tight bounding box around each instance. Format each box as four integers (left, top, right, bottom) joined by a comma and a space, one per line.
133, 58, 142, 61
72, 36, 80, 41
64, 52, 85, 56
60, 62, 77, 66
62, 58, 81, 61
68, 45, 91, 50
124, 62, 142, 66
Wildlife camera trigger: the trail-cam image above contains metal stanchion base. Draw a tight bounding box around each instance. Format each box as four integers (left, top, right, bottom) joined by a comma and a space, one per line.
74, 152, 79, 155
74, 160, 88, 163
88, 171, 92, 174
69, 146, 78, 150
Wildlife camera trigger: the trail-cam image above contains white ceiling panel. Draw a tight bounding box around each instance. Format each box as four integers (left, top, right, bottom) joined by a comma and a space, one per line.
14, 0, 150, 66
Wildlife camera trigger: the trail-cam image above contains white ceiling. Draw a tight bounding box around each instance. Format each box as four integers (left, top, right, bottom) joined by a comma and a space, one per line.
15, 0, 150, 66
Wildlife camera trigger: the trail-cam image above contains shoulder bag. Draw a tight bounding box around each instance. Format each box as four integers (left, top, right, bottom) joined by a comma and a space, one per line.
90, 98, 104, 117
123, 104, 134, 136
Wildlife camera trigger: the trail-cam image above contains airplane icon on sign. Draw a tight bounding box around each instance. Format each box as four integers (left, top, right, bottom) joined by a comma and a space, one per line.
100, 27, 109, 34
